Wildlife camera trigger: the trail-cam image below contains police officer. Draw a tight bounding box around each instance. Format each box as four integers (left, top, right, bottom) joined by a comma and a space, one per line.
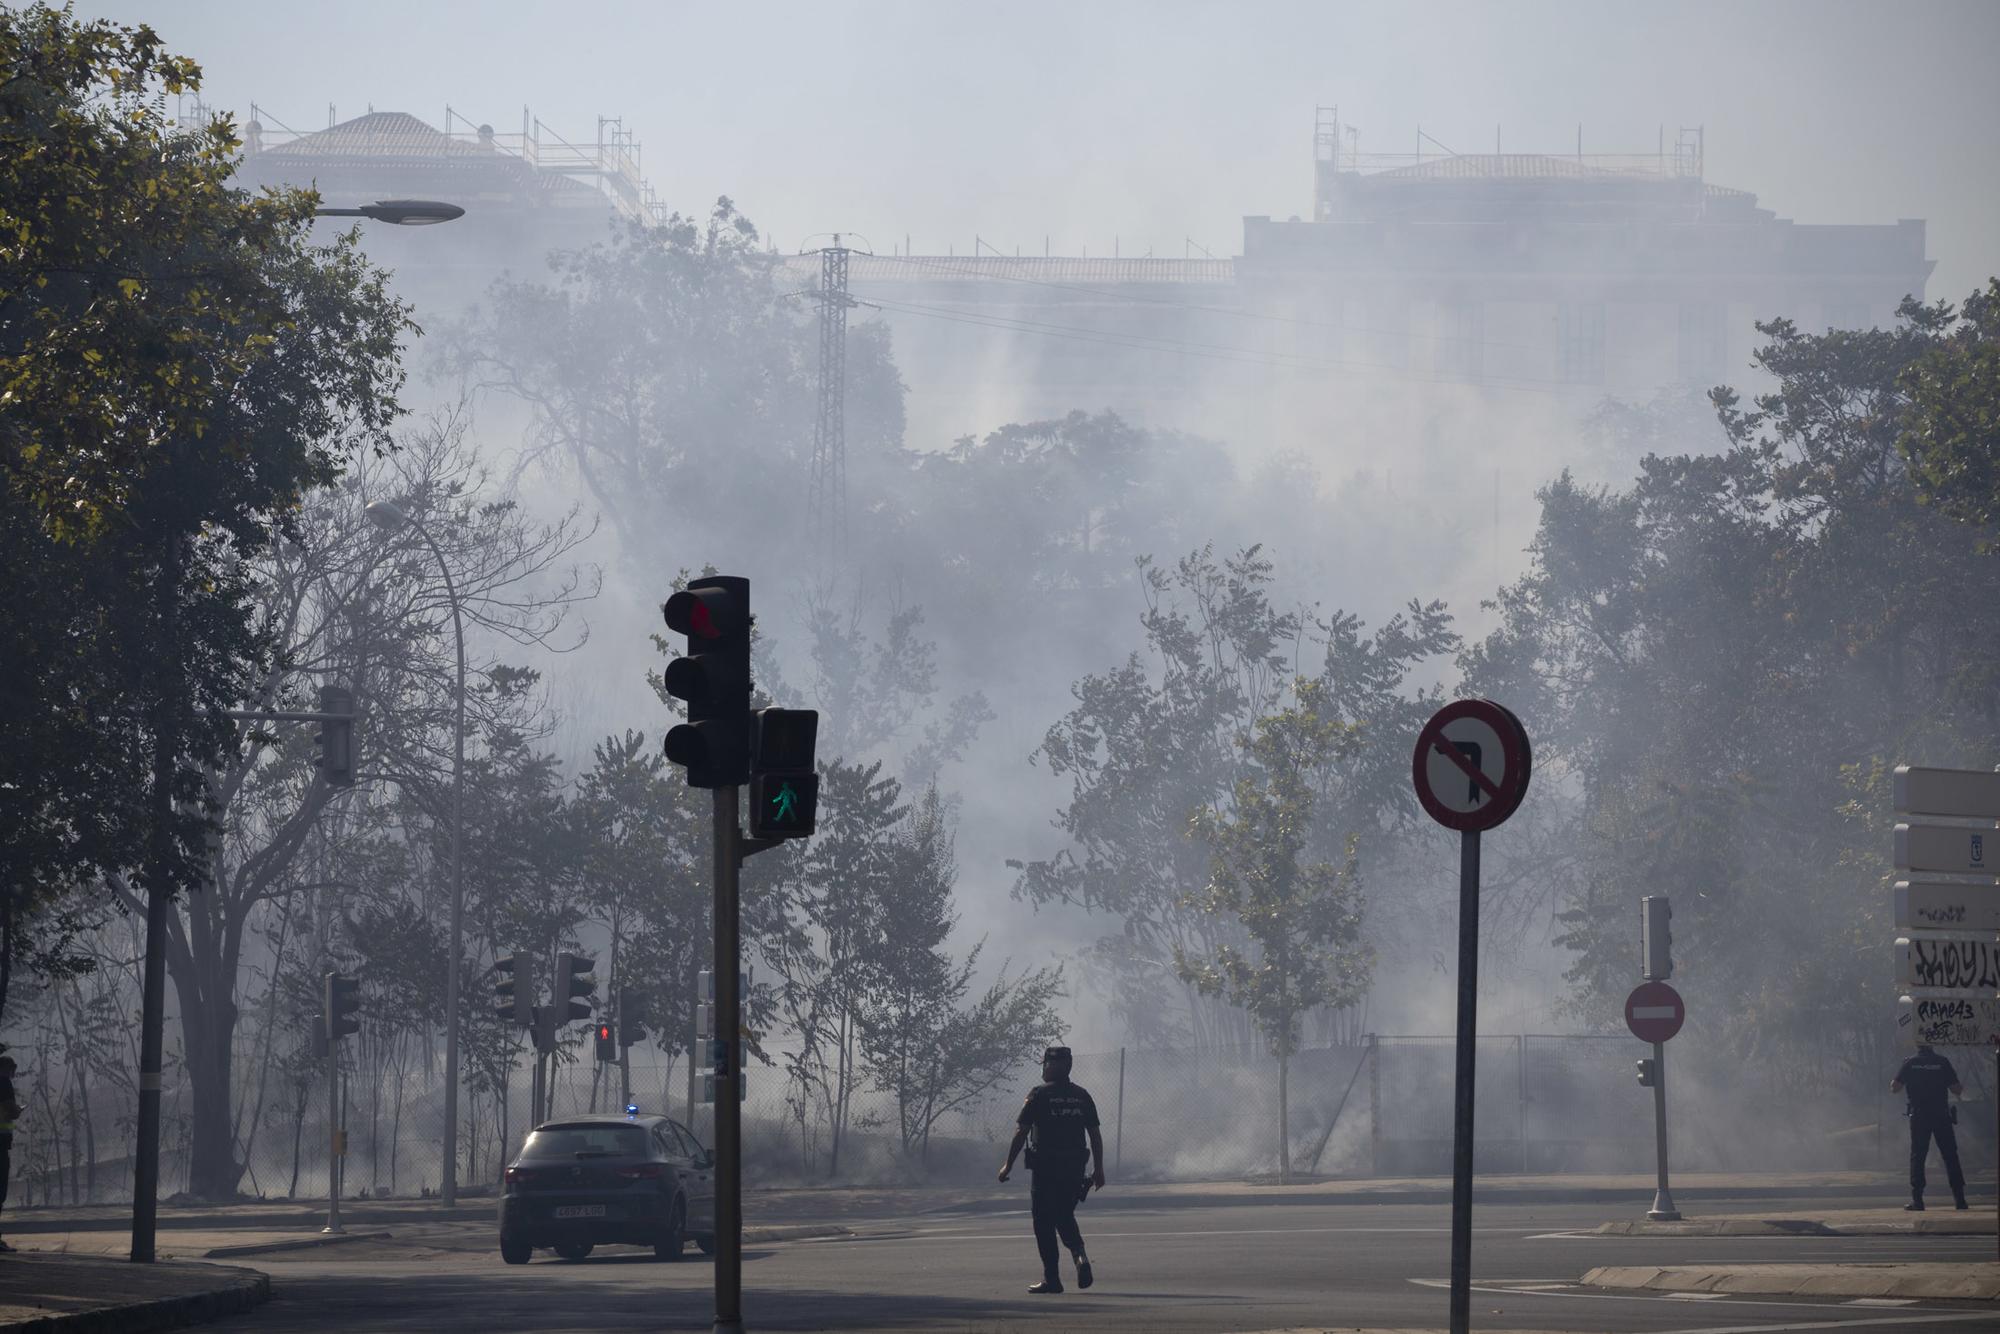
1889, 1043, 1966, 1212
998, 1046, 1104, 1293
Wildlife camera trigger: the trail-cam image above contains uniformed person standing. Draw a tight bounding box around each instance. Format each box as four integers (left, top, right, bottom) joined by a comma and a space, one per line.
999, 1046, 1105, 1293
1889, 1044, 1966, 1211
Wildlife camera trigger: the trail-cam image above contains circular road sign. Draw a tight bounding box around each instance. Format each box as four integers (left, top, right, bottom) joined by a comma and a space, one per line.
1626, 981, 1685, 1044
1411, 699, 1532, 833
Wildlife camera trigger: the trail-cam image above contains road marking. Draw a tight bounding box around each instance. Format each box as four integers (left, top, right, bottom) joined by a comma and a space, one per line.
1664, 1291, 1729, 1299
1411, 1277, 1981, 1327
872, 1224, 1551, 1244
1846, 1298, 1919, 1307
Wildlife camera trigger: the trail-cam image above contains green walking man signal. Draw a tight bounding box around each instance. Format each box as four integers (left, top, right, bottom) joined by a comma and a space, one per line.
748, 708, 818, 839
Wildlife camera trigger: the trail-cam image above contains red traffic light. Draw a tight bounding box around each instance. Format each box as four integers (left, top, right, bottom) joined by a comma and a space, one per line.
598, 1024, 611, 1041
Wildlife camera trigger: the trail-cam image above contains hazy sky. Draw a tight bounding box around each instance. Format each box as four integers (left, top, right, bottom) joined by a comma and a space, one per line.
94, 0, 2000, 301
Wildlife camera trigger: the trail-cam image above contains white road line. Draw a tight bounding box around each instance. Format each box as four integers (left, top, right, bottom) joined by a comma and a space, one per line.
877, 1224, 1551, 1243
1663, 1291, 1730, 1299
1658, 1317, 1981, 1333
1845, 1298, 1919, 1307
1411, 1277, 1979, 1323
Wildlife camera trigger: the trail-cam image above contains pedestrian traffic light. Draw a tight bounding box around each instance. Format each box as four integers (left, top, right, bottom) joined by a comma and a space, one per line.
1635, 1057, 1658, 1087
595, 1022, 617, 1062
619, 987, 646, 1046
314, 686, 357, 787
1640, 896, 1673, 980
660, 576, 752, 788
493, 953, 532, 1027
748, 707, 819, 840
323, 973, 361, 1045
556, 951, 597, 1023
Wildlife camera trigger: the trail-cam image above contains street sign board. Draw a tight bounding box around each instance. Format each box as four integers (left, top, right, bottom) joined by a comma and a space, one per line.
1894, 822, 1996, 876
1411, 699, 1532, 833
1896, 879, 2000, 932
1896, 935, 2000, 992
1895, 765, 2000, 821
1625, 981, 1685, 1043
1897, 993, 2000, 1048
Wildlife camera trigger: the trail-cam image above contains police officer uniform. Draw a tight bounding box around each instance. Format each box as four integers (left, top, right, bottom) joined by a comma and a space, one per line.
1001, 1046, 1102, 1293
1892, 1045, 1966, 1211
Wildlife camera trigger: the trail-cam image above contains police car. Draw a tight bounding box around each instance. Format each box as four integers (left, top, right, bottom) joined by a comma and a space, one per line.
498, 1109, 716, 1264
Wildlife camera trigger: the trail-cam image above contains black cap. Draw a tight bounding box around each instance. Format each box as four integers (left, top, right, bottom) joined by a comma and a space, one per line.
1043, 1046, 1071, 1064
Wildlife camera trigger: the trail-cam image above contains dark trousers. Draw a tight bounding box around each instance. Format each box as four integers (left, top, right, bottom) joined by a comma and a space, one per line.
1909, 1112, 1965, 1202
0, 1134, 10, 1224
1030, 1172, 1085, 1280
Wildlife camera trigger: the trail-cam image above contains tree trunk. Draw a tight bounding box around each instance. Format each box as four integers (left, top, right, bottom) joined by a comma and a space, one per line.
1277, 1046, 1291, 1185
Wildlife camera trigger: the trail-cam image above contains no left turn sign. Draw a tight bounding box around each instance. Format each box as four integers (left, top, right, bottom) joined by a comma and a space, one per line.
1411, 699, 1532, 833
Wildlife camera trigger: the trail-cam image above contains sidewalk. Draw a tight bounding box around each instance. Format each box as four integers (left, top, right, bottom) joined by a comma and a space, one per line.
0, 1252, 266, 1332
1583, 1261, 2000, 1301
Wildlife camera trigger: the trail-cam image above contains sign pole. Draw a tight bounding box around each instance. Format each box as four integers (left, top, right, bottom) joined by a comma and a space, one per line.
713, 785, 744, 1334
1648, 1038, 1679, 1220
1447, 827, 1480, 1334
325, 1037, 342, 1235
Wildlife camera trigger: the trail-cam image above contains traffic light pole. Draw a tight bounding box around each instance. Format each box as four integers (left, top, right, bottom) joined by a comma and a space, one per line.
324, 1039, 343, 1235
712, 785, 744, 1334
1648, 1039, 1679, 1221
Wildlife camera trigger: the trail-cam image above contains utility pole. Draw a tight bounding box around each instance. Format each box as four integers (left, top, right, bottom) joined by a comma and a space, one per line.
805, 237, 854, 566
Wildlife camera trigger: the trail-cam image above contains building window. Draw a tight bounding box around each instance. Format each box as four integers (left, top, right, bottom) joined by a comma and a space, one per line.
1559, 302, 1605, 384
1826, 303, 1871, 332
1677, 303, 1726, 384
1435, 301, 1483, 381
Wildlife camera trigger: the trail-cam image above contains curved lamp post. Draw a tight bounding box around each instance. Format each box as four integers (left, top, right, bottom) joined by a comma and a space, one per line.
366, 498, 468, 1206
314, 199, 466, 225
127, 198, 465, 1265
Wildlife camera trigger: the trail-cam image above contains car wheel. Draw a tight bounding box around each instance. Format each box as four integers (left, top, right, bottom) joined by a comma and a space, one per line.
695, 1232, 717, 1256
500, 1237, 532, 1266
553, 1241, 593, 1262
654, 1195, 687, 1262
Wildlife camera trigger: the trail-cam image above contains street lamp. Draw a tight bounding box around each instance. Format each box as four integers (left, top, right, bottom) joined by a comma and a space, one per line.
126, 199, 463, 1267
314, 199, 465, 225
365, 497, 468, 1205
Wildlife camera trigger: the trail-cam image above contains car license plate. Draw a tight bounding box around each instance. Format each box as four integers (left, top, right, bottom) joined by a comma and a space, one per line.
553, 1205, 605, 1219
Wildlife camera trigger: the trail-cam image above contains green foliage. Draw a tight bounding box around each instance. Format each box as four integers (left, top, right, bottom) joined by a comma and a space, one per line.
1177, 680, 1373, 1060
1466, 304, 2000, 1087
1900, 279, 2000, 536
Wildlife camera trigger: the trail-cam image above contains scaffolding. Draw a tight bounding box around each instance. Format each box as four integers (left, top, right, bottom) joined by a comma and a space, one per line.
242, 102, 668, 226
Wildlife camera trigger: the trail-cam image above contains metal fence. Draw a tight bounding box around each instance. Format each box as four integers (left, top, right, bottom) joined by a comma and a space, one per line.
13, 1033, 1991, 1206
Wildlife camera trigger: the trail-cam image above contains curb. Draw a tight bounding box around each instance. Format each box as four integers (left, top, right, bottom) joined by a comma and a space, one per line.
1593, 1216, 1995, 1238
202, 1230, 392, 1259
742, 1225, 848, 1243
0, 1265, 268, 1334
1583, 1263, 2000, 1301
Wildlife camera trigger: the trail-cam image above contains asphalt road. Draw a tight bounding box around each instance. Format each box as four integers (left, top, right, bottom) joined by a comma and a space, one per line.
225, 1191, 1996, 1333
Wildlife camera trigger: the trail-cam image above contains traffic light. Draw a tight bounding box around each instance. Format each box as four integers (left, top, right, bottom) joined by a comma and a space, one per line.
323, 972, 361, 1045
660, 576, 752, 788
1635, 1058, 1658, 1087
314, 686, 357, 787
556, 951, 597, 1024
619, 987, 646, 1047
748, 707, 819, 840
595, 1022, 617, 1062
1640, 896, 1673, 980
493, 953, 532, 1027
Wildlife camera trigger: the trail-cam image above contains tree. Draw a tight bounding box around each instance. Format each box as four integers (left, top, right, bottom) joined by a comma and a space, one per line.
1464, 305, 2000, 1103
1177, 681, 1372, 1183
857, 786, 1065, 1166
0, 8, 410, 1033
1900, 279, 2000, 535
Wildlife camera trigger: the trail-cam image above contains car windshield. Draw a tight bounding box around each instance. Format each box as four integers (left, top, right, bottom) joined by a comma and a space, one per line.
520, 1124, 648, 1160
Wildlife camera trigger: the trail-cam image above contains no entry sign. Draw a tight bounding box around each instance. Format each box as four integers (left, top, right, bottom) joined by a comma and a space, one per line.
1411, 699, 1532, 833
1626, 981, 1685, 1043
